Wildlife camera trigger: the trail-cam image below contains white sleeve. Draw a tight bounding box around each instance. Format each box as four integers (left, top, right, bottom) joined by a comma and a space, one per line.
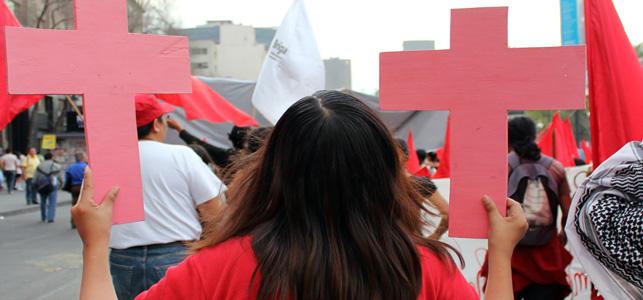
182, 149, 227, 205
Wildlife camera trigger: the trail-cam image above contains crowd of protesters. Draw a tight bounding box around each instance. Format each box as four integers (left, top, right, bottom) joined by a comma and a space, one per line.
4, 92, 638, 300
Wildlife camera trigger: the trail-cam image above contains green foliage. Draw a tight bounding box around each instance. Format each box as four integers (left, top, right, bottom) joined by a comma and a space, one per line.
636, 43, 643, 64
524, 109, 590, 144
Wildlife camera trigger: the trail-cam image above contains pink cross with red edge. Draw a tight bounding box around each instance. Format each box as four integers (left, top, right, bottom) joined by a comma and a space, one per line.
5, 0, 191, 224
380, 7, 585, 238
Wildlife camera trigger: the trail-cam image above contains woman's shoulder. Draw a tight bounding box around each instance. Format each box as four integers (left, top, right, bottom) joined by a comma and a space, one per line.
188, 236, 260, 276
416, 244, 479, 300
192, 236, 256, 264
416, 244, 458, 273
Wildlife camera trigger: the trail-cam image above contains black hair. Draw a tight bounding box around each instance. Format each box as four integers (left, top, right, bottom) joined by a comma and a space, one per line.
416, 149, 427, 163
44, 152, 53, 160
196, 90, 459, 300
413, 176, 437, 198
508, 116, 542, 161
396, 138, 409, 157
189, 143, 215, 166
228, 126, 251, 151
4, 148, 11, 154
246, 127, 272, 154
137, 116, 163, 139
574, 158, 586, 166
427, 152, 439, 163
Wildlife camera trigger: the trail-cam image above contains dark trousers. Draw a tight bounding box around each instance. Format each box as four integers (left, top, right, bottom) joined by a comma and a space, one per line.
25, 178, 37, 204
110, 242, 187, 300
69, 185, 82, 227
515, 284, 567, 300
3, 171, 16, 193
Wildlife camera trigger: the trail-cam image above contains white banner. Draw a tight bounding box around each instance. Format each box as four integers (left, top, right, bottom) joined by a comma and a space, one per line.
251, 0, 325, 124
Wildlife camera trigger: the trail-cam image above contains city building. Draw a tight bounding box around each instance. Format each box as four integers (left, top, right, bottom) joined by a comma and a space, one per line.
403, 40, 435, 51
324, 58, 352, 90
178, 21, 276, 80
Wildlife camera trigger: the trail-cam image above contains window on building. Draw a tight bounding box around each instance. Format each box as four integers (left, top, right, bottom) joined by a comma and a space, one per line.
190, 48, 208, 55
191, 62, 209, 70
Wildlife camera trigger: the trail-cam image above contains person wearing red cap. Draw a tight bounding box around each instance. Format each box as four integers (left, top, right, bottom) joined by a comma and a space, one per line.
108, 94, 227, 300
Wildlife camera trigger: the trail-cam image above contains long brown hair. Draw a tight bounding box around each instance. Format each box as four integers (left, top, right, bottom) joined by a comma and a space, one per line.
194, 91, 460, 300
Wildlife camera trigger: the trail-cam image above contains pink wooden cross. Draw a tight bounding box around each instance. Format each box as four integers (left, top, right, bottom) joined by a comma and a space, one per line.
380, 7, 585, 238
5, 0, 191, 224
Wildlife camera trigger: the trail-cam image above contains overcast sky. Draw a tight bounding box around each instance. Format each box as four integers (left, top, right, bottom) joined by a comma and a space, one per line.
175, 0, 643, 94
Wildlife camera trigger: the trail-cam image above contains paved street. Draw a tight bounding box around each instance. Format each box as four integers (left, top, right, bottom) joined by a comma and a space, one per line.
0, 192, 80, 300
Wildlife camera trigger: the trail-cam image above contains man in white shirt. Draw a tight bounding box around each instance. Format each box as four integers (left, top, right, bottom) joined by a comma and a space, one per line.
109, 94, 227, 300
0, 149, 20, 194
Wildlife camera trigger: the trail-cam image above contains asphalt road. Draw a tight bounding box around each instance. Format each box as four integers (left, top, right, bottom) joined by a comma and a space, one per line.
0, 208, 81, 300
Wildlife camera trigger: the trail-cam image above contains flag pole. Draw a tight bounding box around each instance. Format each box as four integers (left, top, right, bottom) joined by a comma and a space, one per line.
65, 95, 84, 122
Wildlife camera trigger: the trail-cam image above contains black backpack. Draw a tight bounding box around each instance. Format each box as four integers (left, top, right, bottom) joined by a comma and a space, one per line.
508, 153, 559, 246
35, 164, 56, 193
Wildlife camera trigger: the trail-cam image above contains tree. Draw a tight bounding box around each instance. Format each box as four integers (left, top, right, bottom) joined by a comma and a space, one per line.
8, 0, 74, 29
6, 0, 178, 33
129, 0, 179, 34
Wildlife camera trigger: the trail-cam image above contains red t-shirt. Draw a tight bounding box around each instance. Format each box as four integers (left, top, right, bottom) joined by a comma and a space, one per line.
136, 236, 478, 300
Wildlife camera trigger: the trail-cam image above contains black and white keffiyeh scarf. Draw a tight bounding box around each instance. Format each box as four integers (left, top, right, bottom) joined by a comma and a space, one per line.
566, 141, 643, 300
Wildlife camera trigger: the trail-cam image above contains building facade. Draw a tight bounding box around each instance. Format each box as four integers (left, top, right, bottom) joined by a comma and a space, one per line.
179, 21, 276, 80
324, 58, 352, 90
403, 40, 435, 51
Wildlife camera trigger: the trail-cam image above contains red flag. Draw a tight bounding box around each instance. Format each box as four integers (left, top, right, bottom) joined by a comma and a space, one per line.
433, 118, 450, 179
581, 138, 593, 164
414, 167, 431, 178
0, 2, 43, 130
157, 76, 258, 127
405, 129, 421, 174
537, 120, 555, 157
586, 0, 643, 166
538, 113, 575, 167
563, 118, 580, 159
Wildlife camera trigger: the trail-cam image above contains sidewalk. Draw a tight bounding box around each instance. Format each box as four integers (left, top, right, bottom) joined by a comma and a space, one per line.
0, 189, 72, 218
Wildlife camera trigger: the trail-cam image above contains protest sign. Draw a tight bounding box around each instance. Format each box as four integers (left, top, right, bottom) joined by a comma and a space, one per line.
380, 7, 585, 237
5, 0, 191, 223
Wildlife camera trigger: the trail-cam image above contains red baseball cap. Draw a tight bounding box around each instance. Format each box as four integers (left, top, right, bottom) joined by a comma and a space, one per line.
135, 94, 175, 127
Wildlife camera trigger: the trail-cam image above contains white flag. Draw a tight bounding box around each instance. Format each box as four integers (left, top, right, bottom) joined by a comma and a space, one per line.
251, 0, 325, 124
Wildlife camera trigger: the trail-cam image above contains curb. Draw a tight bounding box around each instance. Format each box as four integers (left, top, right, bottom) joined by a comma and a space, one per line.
0, 200, 73, 218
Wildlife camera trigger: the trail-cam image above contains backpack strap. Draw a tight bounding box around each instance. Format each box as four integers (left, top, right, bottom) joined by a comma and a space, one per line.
508, 152, 521, 175
535, 155, 559, 196
537, 155, 554, 169
507, 158, 554, 197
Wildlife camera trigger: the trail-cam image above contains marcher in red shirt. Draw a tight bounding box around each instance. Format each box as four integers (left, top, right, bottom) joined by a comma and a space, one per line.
480, 116, 573, 299
73, 91, 528, 300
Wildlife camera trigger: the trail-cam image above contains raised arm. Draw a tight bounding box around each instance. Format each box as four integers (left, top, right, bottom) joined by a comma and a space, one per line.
167, 118, 233, 167
427, 191, 449, 239
72, 168, 120, 300
482, 197, 528, 300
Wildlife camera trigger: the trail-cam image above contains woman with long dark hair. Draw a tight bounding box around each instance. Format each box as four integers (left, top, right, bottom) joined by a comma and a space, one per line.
73, 91, 527, 300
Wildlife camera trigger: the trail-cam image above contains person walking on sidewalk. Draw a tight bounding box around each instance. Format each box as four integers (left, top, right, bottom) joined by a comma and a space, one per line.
21, 148, 40, 205
35, 152, 63, 223
64, 151, 88, 229
15, 153, 25, 191
0, 149, 20, 194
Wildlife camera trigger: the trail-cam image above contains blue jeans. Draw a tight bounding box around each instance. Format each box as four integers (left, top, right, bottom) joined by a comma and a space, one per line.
25, 178, 37, 204
39, 189, 57, 222
110, 242, 187, 300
